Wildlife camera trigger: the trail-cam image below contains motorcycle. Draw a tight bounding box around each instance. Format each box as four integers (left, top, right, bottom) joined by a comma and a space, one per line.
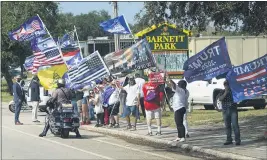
46, 100, 80, 138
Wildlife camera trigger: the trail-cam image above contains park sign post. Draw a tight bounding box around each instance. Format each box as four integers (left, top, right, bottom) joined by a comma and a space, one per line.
135, 23, 191, 79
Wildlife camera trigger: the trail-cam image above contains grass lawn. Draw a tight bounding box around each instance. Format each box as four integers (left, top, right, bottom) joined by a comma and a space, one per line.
129, 107, 267, 128
1, 80, 13, 102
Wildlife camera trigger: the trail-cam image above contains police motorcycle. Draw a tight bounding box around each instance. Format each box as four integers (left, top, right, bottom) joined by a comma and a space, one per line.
43, 97, 80, 138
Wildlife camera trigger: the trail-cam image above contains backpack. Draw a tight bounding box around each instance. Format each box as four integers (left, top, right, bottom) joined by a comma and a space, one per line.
144, 84, 159, 102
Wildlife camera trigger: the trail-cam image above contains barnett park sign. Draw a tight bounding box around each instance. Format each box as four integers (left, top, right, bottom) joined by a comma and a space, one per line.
135, 23, 189, 51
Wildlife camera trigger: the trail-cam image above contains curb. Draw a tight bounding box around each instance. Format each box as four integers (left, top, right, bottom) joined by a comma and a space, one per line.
80, 125, 259, 160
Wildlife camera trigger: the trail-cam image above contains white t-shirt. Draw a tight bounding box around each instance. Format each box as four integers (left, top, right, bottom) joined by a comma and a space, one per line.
108, 88, 120, 105
135, 78, 146, 98
94, 93, 104, 114
123, 84, 140, 106
172, 86, 189, 112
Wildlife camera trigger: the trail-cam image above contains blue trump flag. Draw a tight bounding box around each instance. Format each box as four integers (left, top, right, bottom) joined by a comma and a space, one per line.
226, 54, 267, 103
183, 37, 232, 83
99, 15, 131, 34
8, 16, 47, 41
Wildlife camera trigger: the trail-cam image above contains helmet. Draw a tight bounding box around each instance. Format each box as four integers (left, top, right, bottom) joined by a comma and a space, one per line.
57, 79, 65, 87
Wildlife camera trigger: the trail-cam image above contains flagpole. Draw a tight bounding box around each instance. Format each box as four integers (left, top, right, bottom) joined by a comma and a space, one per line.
74, 25, 84, 59
37, 14, 69, 69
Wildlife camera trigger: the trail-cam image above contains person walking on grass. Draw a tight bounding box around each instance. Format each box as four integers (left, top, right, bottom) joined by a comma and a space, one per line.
168, 78, 189, 143
119, 76, 140, 131
218, 80, 241, 146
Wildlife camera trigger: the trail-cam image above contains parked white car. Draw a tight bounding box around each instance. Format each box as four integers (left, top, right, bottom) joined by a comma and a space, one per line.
172, 78, 266, 110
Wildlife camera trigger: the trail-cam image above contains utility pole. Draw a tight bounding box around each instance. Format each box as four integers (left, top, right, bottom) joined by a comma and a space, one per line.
113, 1, 120, 51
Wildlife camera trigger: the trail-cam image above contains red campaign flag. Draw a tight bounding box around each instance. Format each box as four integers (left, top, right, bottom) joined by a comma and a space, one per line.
148, 72, 165, 84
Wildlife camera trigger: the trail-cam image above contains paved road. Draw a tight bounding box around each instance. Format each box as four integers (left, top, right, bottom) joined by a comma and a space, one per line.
1, 104, 199, 160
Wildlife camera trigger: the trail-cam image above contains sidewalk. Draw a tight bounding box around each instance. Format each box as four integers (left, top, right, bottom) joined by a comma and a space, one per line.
80, 116, 267, 160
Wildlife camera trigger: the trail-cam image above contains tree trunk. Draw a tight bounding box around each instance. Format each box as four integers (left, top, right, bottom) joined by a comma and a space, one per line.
2, 66, 14, 95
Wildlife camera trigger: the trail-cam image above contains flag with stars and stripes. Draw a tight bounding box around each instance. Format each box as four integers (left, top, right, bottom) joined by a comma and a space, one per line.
8, 16, 47, 41
65, 50, 110, 90
31, 37, 64, 67
23, 55, 38, 74
226, 54, 267, 103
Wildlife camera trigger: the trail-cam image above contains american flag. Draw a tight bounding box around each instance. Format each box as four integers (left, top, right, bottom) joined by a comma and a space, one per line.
33, 48, 64, 66
68, 51, 109, 87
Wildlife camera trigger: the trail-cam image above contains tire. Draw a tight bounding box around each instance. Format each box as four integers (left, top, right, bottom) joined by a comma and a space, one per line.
9, 104, 15, 113
39, 108, 47, 112
253, 105, 266, 110
204, 105, 215, 110
61, 129, 69, 138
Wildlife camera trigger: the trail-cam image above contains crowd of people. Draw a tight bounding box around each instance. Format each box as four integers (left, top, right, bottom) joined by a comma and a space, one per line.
12, 69, 241, 145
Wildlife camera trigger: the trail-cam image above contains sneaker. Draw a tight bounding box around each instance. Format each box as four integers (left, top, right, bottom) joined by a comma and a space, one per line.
125, 125, 132, 130
173, 137, 180, 142
179, 138, 186, 142
224, 141, 233, 145
130, 126, 136, 131
85, 121, 91, 125
33, 120, 40, 123
235, 142, 241, 146
147, 132, 153, 136
186, 133, 190, 138
80, 122, 85, 125
94, 124, 100, 127
156, 132, 162, 136
113, 124, 120, 128
108, 124, 114, 128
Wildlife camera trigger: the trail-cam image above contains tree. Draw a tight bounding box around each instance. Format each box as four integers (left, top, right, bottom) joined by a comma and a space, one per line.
1, 1, 59, 94
73, 10, 112, 40
134, 2, 267, 35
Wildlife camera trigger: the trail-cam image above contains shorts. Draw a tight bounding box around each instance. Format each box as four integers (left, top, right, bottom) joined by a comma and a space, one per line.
82, 97, 87, 104
124, 105, 138, 117
108, 102, 120, 116
145, 108, 161, 119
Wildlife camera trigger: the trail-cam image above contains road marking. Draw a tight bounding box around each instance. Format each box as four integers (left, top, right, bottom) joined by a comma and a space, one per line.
2, 126, 113, 160
93, 139, 175, 160
29, 125, 175, 159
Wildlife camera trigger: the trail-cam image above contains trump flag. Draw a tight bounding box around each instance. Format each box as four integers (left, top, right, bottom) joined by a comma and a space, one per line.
8, 16, 47, 41
226, 54, 267, 103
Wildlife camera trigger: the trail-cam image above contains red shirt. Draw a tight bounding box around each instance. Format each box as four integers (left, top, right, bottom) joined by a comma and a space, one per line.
142, 82, 164, 111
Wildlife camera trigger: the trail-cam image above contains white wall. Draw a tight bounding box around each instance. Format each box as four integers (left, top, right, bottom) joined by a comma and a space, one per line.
189, 36, 267, 65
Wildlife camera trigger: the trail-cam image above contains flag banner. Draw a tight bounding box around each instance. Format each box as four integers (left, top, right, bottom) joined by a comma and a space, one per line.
148, 72, 165, 84
104, 38, 155, 74
23, 55, 37, 74
226, 54, 267, 103
8, 16, 47, 41
31, 37, 64, 66
99, 15, 131, 34
65, 50, 109, 90
59, 31, 77, 48
65, 50, 83, 69
37, 64, 68, 90
31, 37, 57, 52
183, 37, 232, 83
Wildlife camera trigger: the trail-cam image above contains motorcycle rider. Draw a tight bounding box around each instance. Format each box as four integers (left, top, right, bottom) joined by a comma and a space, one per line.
39, 79, 81, 138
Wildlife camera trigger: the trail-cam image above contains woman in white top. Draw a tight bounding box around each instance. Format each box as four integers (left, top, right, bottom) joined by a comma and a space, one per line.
168, 78, 189, 142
